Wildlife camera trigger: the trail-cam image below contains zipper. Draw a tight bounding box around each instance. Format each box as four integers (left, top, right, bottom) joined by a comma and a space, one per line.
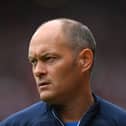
51, 109, 81, 126
51, 109, 65, 126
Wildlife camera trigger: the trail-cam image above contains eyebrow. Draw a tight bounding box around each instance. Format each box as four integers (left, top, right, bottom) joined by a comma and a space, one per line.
28, 51, 58, 60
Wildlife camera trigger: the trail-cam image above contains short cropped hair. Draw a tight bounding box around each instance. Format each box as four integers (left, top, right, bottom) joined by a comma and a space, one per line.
60, 18, 96, 56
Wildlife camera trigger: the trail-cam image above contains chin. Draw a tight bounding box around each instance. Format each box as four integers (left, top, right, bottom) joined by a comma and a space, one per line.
40, 93, 55, 104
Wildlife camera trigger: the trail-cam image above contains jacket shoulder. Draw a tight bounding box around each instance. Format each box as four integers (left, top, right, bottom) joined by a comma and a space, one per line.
1, 101, 50, 126
96, 96, 126, 125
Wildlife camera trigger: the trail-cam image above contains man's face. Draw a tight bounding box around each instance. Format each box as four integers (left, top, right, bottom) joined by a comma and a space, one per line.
28, 23, 83, 104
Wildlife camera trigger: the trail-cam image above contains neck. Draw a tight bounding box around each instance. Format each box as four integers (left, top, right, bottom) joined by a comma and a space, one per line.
53, 92, 94, 122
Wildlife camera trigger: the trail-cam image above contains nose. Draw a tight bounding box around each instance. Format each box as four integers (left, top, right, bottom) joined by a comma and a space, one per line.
33, 61, 47, 78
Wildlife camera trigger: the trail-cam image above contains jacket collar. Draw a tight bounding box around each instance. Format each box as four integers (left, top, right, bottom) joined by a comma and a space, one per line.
50, 94, 100, 126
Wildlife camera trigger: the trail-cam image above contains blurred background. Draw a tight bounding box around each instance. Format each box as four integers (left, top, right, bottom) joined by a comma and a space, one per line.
0, 0, 126, 120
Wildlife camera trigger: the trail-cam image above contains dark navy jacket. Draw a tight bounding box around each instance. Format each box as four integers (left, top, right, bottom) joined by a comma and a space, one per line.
1, 95, 126, 126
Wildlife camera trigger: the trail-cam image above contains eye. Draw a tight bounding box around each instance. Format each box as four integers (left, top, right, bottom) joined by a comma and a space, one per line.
29, 58, 37, 66
44, 56, 57, 63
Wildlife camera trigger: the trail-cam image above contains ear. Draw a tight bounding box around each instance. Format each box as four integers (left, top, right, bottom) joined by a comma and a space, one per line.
79, 48, 93, 72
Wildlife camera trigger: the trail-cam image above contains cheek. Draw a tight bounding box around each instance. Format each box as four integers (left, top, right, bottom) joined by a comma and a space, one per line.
49, 61, 78, 87
49, 61, 71, 78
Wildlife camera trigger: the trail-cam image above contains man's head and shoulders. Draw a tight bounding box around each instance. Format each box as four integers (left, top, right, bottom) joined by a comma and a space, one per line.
1, 18, 126, 126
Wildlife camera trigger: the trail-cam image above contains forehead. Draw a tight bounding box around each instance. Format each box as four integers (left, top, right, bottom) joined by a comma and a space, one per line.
29, 21, 71, 56
32, 21, 62, 41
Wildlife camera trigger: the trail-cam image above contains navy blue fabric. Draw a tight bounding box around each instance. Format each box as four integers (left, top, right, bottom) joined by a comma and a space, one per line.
1, 95, 126, 126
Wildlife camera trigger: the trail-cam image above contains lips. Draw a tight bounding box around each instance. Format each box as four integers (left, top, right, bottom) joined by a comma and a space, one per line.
37, 81, 50, 88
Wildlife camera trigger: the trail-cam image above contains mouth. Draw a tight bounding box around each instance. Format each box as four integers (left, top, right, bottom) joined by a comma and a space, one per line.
38, 82, 50, 88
